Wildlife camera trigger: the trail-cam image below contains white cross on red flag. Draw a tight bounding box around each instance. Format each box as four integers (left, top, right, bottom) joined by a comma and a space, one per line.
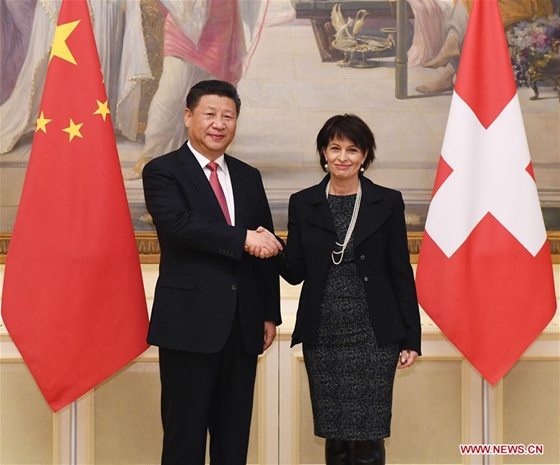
416, 0, 557, 385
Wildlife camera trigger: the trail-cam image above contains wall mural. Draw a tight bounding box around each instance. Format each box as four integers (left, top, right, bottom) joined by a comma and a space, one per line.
1, 0, 559, 257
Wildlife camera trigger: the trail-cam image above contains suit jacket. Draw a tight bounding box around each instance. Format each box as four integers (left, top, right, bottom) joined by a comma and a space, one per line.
277, 175, 421, 354
142, 143, 281, 356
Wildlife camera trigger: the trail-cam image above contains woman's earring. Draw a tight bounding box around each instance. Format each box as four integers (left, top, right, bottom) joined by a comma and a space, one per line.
324, 163, 329, 171
360, 165, 365, 173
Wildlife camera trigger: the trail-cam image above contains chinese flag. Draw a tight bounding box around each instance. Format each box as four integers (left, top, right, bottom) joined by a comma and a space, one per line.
1, 0, 149, 411
416, 0, 556, 385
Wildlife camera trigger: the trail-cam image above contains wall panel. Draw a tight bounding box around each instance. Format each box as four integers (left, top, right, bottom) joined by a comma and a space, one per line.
502, 360, 560, 464
0, 363, 53, 464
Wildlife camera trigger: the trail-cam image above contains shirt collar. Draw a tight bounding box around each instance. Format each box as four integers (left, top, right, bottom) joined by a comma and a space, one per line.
188, 141, 228, 174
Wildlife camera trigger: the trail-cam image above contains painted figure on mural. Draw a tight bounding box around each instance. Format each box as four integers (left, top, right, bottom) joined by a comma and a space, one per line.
128, 0, 264, 180
0, 0, 153, 154
408, 0, 555, 94
0, 0, 37, 105
0, 0, 266, 162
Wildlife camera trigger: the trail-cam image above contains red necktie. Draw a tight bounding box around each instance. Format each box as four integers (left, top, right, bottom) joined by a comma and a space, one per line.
207, 162, 232, 225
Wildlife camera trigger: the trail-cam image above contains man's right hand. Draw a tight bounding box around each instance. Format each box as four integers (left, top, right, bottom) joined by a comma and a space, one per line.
245, 227, 282, 259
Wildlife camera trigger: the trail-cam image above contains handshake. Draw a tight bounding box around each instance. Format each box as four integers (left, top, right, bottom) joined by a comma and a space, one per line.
245, 226, 283, 259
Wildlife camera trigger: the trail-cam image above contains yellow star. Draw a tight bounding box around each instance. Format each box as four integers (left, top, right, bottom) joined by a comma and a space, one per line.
50, 20, 80, 64
36, 111, 52, 133
93, 100, 110, 121
62, 119, 83, 141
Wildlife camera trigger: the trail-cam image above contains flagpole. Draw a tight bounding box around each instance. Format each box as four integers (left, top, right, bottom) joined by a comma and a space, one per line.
395, 0, 408, 99
71, 401, 77, 465
482, 380, 489, 465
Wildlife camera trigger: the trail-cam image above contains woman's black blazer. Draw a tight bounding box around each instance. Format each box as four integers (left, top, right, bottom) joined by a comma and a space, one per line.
277, 175, 421, 354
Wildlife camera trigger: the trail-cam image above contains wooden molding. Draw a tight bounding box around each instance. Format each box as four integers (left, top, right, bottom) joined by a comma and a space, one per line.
0, 231, 558, 264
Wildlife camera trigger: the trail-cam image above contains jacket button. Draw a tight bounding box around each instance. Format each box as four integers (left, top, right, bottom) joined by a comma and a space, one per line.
231, 284, 237, 291
360, 255, 366, 260
363, 277, 369, 282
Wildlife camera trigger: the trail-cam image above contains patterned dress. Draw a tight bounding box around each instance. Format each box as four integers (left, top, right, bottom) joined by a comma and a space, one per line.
303, 194, 400, 440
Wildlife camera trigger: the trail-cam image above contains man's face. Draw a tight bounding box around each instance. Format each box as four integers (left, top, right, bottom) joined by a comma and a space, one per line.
184, 94, 238, 161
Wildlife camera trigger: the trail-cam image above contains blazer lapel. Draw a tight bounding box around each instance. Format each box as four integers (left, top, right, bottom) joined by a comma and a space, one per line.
306, 176, 336, 235
353, 177, 393, 248
177, 144, 227, 223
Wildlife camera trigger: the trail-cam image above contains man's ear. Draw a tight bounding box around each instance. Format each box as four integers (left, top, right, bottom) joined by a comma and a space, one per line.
184, 108, 192, 128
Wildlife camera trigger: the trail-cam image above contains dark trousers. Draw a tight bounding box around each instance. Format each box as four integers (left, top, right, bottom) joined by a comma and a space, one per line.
158, 311, 258, 465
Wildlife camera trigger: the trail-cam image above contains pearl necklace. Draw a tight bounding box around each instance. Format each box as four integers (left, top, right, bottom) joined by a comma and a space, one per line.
326, 180, 362, 265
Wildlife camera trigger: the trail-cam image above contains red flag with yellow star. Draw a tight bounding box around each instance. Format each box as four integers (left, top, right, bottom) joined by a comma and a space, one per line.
1, 0, 149, 411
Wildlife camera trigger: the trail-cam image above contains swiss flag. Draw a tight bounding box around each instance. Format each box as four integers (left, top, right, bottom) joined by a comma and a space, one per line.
1, 0, 149, 411
416, 0, 556, 385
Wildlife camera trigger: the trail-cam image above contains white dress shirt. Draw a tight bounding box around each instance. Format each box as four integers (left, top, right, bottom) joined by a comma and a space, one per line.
188, 141, 236, 226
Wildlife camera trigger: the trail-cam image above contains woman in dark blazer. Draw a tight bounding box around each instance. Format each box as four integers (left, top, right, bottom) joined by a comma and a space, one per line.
276, 114, 421, 465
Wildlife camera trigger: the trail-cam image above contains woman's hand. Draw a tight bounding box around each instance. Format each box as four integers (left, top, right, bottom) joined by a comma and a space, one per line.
263, 321, 277, 351
398, 350, 418, 369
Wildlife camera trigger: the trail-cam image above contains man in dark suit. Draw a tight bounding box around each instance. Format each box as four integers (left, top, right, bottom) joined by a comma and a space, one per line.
142, 80, 282, 465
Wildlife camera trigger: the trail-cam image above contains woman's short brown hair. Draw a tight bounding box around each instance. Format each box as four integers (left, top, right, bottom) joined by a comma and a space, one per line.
317, 114, 376, 173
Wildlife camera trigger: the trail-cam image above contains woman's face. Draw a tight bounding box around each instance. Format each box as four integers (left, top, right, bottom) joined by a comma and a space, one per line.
324, 136, 367, 182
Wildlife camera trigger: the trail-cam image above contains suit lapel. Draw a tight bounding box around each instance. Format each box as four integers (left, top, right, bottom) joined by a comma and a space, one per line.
353, 177, 392, 248
225, 154, 246, 227
177, 144, 227, 224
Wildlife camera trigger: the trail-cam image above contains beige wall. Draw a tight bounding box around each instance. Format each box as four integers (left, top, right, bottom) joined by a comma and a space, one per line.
0, 264, 559, 464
